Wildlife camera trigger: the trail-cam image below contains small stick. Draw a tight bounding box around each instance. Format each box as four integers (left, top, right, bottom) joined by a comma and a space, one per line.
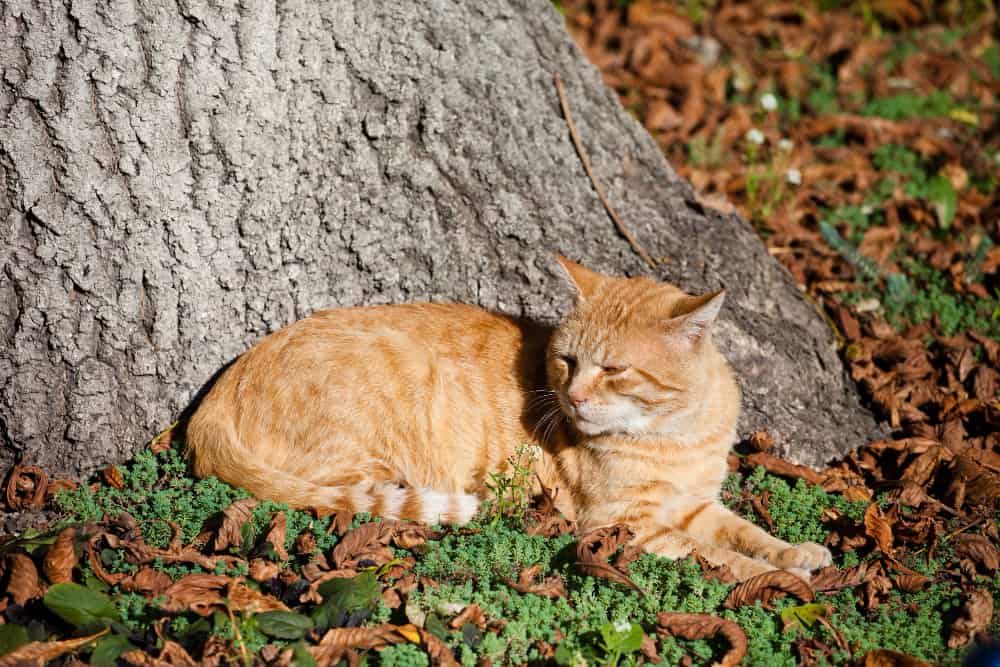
553, 72, 657, 269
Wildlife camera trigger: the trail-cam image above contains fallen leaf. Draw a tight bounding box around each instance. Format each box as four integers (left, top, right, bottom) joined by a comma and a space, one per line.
448, 602, 486, 630
101, 466, 124, 490
748, 431, 775, 453
121, 640, 199, 667
120, 567, 173, 596
332, 521, 398, 570
575, 526, 644, 595
952, 533, 999, 572
724, 569, 814, 609
948, 589, 993, 648
265, 512, 290, 561
0, 629, 107, 667
227, 581, 291, 613
743, 453, 824, 485
213, 498, 259, 552
860, 649, 932, 666
4, 464, 47, 511
44, 479, 79, 503
157, 574, 229, 616
656, 612, 746, 667
892, 573, 929, 593
249, 558, 280, 582
43, 527, 77, 585
4, 553, 42, 606
503, 565, 567, 599
810, 563, 870, 592
864, 502, 895, 554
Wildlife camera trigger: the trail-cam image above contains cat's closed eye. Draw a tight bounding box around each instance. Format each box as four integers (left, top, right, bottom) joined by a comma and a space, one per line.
559, 355, 577, 373
601, 364, 630, 376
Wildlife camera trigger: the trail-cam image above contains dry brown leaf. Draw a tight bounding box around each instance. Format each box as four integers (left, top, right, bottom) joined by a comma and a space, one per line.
332, 521, 398, 569
948, 589, 993, 648
448, 602, 486, 630
503, 564, 567, 599
295, 531, 318, 555
748, 431, 775, 453
310, 624, 421, 667
640, 633, 662, 664
101, 466, 124, 489
5, 553, 42, 606
864, 502, 895, 554
393, 524, 443, 550
743, 453, 824, 485
0, 629, 108, 667
265, 511, 290, 561
810, 563, 871, 592
893, 573, 929, 593
213, 498, 259, 552
656, 612, 747, 667
575, 526, 643, 594
157, 573, 229, 616
121, 640, 199, 667
249, 557, 281, 582
952, 533, 1000, 573
724, 569, 814, 609
860, 649, 932, 667
44, 479, 79, 503
120, 567, 173, 596
4, 463, 47, 511
227, 581, 291, 613
43, 526, 77, 584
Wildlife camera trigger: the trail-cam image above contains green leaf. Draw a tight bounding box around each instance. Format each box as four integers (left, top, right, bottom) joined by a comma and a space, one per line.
90, 634, 137, 667
0, 624, 29, 654
781, 602, 829, 631
44, 583, 119, 628
256, 611, 314, 639
424, 613, 449, 641
317, 572, 380, 615
927, 174, 957, 229
600, 621, 644, 654
291, 640, 318, 667
616, 623, 644, 653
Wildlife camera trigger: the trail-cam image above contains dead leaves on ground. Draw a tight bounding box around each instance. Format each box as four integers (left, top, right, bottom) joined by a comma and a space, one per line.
724, 569, 815, 609
575, 525, 644, 595
656, 612, 747, 667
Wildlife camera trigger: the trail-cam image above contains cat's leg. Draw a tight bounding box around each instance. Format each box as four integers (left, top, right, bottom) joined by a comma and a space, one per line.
668, 501, 832, 575
632, 524, 777, 581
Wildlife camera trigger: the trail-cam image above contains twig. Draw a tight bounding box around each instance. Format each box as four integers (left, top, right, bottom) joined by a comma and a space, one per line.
553, 72, 657, 269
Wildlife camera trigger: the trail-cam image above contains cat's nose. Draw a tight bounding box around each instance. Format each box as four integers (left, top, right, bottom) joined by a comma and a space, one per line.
570, 396, 587, 407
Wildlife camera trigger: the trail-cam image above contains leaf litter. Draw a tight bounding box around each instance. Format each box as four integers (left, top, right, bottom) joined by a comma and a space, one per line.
2, 1, 1000, 664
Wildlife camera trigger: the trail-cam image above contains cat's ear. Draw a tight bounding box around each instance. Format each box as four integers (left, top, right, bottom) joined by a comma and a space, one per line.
554, 254, 603, 300
666, 290, 725, 344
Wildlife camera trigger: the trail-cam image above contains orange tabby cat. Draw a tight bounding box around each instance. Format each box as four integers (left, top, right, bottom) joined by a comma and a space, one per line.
187, 256, 831, 580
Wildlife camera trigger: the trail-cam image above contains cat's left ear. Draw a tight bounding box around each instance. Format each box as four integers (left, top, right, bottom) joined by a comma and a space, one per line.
554, 254, 603, 300
668, 290, 725, 344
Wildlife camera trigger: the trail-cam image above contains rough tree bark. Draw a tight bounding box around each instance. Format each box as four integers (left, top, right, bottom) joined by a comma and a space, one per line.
0, 0, 882, 482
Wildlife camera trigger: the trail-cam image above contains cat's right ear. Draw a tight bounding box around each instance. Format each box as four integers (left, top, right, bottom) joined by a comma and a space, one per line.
554, 254, 603, 300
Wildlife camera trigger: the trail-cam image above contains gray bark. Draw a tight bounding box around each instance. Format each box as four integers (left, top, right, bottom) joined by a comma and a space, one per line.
0, 0, 882, 483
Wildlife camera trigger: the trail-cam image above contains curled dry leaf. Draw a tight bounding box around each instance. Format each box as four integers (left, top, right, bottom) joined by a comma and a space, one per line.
249, 557, 281, 582
122, 640, 199, 667
808, 563, 871, 592
864, 502, 895, 554
295, 531, 318, 555
5, 553, 42, 606
656, 612, 747, 667
947, 588, 993, 648
332, 521, 398, 569
503, 565, 567, 599
158, 574, 229, 616
0, 628, 108, 667
101, 466, 124, 489
310, 624, 420, 667
575, 526, 644, 595
448, 602, 486, 630
892, 573, 929, 593
4, 463, 48, 511
860, 649, 931, 667
393, 524, 442, 550
640, 633, 662, 664
43, 526, 78, 585
227, 581, 291, 613
265, 511, 290, 561
743, 453, 824, 485
525, 513, 575, 537
952, 533, 999, 572
724, 569, 814, 609
120, 567, 173, 596
748, 431, 775, 453
44, 479, 79, 503
213, 498, 259, 551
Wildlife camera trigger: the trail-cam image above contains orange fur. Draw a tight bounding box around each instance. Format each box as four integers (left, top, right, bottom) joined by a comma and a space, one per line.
187, 256, 831, 579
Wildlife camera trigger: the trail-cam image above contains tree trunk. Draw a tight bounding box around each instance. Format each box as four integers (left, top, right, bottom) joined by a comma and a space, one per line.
0, 0, 881, 482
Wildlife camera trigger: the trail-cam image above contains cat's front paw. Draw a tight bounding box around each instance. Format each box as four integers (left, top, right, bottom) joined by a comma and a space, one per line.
774, 542, 832, 572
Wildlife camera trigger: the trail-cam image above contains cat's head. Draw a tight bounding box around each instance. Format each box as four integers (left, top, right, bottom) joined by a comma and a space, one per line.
547, 255, 734, 438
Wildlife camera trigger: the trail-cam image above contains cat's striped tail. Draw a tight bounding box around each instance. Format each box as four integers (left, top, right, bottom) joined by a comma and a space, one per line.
186, 418, 480, 525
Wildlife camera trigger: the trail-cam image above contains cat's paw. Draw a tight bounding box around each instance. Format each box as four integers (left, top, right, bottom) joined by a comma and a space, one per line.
774, 542, 833, 572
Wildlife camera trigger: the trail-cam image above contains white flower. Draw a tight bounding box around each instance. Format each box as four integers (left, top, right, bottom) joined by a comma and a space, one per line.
613, 619, 631, 633
746, 128, 765, 145
760, 93, 778, 111
778, 138, 794, 152
861, 204, 874, 215
786, 168, 802, 185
